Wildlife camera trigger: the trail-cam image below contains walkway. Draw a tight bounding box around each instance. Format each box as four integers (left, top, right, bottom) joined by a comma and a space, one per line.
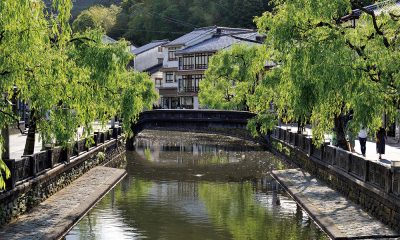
272, 169, 400, 239
8, 122, 113, 160
279, 124, 400, 166
0, 166, 126, 240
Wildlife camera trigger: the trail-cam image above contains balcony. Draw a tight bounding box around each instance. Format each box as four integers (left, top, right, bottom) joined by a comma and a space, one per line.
179, 86, 199, 93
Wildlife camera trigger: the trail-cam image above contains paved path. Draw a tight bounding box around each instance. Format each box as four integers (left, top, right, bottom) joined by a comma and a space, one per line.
0, 166, 126, 240
9, 133, 42, 160
272, 169, 400, 239
279, 125, 400, 166
9, 122, 115, 160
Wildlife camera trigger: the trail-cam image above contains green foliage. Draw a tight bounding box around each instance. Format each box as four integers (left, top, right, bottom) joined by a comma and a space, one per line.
199, 44, 268, 111
0, 0, 157, 190
72, 4, 121, 34
254, 0, 400, 145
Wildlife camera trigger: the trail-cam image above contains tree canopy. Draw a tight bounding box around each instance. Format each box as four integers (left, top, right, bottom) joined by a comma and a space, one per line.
0, 0, 158, 189
72, 4, 121, 34
200, 0, 400, 149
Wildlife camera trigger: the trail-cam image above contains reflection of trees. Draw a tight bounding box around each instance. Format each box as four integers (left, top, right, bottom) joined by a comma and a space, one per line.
198, 182, 328, 240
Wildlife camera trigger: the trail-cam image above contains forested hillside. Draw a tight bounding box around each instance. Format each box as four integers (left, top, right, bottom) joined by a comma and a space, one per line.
72, 0, 377, 46
82, 0, 273, 46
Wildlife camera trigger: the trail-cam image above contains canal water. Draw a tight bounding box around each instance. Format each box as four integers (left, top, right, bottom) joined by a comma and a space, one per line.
65, 130, 328, 240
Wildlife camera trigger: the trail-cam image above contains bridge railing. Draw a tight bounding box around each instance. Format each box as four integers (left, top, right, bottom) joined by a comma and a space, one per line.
134, 110, 256, 133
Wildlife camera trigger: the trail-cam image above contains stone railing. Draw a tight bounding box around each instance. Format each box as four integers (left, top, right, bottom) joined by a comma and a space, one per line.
3, 127, 123, 191
272, 126, 400, 196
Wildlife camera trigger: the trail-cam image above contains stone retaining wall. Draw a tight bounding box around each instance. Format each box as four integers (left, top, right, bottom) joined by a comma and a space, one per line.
271, 127, 400, 231
0, 131, 125, 226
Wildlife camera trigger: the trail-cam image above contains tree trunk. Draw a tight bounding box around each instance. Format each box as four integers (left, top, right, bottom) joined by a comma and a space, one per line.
1, 125, 10, 160
297, 120, 304, 134
23, 111, 36, 155
334, 113, 349, 151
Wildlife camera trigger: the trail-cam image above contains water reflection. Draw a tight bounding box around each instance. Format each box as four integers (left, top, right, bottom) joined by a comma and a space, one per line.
66, 130, 328, 240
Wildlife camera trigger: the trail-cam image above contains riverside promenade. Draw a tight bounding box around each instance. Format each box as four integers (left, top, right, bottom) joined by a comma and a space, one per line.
280, 124, 400, 165
273, 169, 400, 239
0, 166, 126, 239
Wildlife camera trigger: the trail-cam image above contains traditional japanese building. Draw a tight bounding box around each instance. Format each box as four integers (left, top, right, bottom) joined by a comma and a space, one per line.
160, 26, 264, 109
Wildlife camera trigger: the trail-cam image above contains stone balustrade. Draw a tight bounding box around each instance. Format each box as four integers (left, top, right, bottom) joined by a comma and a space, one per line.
272, 126, 400, 196
271, 126, 400, 230
3, 127, 123, 191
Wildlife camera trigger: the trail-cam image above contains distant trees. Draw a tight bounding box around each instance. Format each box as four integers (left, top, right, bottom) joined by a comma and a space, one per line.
104, 0, 273, 46
0, 0, 158, 189
72, 5, 121, 34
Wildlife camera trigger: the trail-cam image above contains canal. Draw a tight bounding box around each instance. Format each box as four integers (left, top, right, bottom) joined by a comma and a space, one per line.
65, 130, 328, 240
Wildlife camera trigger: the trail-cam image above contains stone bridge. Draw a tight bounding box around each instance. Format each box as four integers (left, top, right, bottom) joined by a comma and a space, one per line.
127, 109, 256, 149
132, 109, 256, 133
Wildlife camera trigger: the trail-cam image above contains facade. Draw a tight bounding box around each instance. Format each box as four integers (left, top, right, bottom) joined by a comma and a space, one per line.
131, 39, 170, 106
160, 26, 264, 109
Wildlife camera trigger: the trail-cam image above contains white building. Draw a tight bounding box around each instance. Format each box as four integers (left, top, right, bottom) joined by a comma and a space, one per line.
131, 39, 170, 106
160, 26, 264, 109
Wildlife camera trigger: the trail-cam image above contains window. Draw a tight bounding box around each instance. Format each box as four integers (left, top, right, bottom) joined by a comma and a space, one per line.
155, 78, 162, 87
179, 74, 203, 92
158, 58, 163, 64
195, 53, 213, 69
168, 47, 178, 61
165, 72, 174, 83
180, 97, 194, 109
181, 55, 194, 70
158, 46, 163, 52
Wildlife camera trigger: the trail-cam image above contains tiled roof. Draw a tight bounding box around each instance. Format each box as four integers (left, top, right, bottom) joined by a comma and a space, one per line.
175, 35, 240, 54
132, 39, 169, 55
143, 63, 163, 75
164, 26, 256, 47
164, 26, 217, 47
176, 34, 258, 55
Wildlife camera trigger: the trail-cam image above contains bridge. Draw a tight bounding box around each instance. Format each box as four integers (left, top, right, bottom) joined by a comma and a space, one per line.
127, 109, 256, 149
132, 109, 256, 133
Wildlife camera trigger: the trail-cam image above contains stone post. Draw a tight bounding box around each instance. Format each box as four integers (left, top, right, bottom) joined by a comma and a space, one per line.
1, 125, 10, 160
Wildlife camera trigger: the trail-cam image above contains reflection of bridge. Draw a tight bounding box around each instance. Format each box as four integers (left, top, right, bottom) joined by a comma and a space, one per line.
132, 109, 256, 134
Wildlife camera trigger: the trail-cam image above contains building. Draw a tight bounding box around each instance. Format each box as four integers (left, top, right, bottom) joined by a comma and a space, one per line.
160, 26, 264, 110
131, 39, 170, 106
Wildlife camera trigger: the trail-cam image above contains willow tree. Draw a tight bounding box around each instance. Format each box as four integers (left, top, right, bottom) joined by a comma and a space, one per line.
199, 44, 276, 136
254, 0, 400, 148
0, 0, 158, 189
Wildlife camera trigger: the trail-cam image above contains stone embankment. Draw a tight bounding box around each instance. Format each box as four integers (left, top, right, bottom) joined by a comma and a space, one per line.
270, 127, 400, 232
273, 169, 400, 239
0, 127, 125, 226
0, 166, 126, 239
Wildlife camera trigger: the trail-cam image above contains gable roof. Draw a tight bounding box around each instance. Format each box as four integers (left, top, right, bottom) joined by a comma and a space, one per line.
164, 26, 256, 47
164, 26, 216, 47
132, 39, 169, 55
176, 35, 259, 55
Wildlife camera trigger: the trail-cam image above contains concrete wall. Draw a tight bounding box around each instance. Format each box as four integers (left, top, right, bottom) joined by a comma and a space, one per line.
134, 47, 163, 72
